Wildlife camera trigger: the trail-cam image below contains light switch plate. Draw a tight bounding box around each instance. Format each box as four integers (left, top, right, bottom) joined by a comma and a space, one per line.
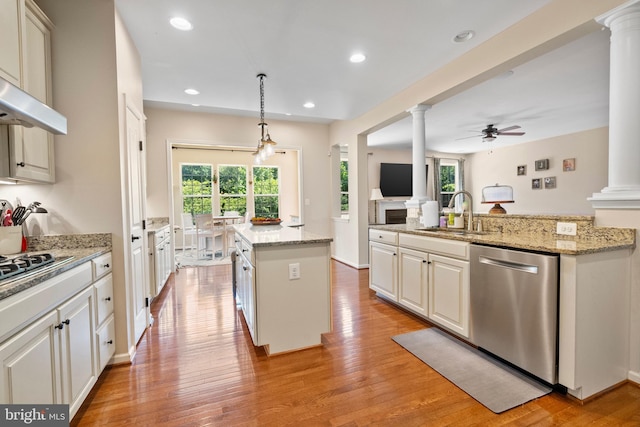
557, 222, 577, 236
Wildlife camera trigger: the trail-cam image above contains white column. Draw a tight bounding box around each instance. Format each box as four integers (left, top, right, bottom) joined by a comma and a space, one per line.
405, 104, 431, 211
590, 1, 640, 208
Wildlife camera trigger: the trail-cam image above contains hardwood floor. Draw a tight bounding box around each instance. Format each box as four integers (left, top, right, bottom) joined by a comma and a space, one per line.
73, 261, 640, 426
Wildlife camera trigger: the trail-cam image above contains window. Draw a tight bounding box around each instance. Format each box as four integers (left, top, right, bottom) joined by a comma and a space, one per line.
253, 166, 279, 218
181, 164, 212, 214
219, 165, 247, 215
340, 160, 348, 212
434, 158, 464, 211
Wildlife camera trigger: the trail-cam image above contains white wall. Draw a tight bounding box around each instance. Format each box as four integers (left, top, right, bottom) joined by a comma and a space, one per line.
144, 107, 331, 237
467, 127, 608, 215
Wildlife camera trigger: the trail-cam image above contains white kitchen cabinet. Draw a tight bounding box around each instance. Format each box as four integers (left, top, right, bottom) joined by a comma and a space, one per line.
369, 230, 470, 338
369, 241, 398, 301
58, 285, 96, 417
0, 0, 24, 86
93, 262, 115, 373
0, 253, 115, 419
2, 0, 55, 183
428, 253, 470, 337
149, 225, 171, 297
236, 237, 256, 343
398, 247, 428, 316
0, 310, 61, 404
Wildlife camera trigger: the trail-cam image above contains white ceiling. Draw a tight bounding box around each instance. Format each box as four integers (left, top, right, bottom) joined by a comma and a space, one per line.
115, 0, 611, 153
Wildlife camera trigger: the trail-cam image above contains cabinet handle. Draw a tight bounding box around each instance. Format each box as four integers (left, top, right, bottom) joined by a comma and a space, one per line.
63, 319, 70, 325
55, 323, 64, 330
242, 249, 248, 252
243, 266, 247, 271
378, 235, 382, 238
393, 253, 397, 256
105, 297, 111, 301
422, 259, 427, 263
103, 263, 110, 268
16, 162, 25, 167
107, 340, 113, 345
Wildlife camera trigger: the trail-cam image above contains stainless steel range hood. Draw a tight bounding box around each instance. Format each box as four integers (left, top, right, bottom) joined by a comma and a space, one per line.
0, 76, 66, 135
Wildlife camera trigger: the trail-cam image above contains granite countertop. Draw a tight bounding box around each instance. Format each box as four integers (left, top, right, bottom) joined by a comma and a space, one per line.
234, 223, 332, 248
0, 247, 110, 301
370, 223, 636, 255
147, 222, 171, 233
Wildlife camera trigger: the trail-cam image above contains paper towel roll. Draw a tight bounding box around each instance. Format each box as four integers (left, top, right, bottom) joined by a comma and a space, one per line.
421, 201, 440, 228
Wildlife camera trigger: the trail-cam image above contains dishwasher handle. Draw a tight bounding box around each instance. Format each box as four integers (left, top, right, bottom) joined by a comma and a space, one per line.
478, 256, 538, 274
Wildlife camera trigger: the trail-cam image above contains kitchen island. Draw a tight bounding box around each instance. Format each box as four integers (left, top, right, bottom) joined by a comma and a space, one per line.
233, 223, 333, 355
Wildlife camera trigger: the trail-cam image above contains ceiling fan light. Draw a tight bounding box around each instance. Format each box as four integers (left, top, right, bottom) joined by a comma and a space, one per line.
483, 136, 496, 142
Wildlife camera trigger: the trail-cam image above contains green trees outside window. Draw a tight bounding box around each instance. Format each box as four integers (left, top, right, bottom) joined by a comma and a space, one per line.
340, 160, 348, 212
182, 164, 212, 215
440, 164, 456, 207
253, 166, 279, 218
219, 165, 247, 215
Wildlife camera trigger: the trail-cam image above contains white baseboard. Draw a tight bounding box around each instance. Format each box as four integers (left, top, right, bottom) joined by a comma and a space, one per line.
111, 350, 134, 366
331, 255, 368, 269
628, 370, 640, 385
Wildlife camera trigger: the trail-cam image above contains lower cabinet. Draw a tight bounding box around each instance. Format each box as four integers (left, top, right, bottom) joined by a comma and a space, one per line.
0, 252, 114, 419
398, 247, 429, 317
428, 253, 469, 337
149, 225, 172, 297
58, 285, 96, 416
0, 310, 61, 404
369, 241, 398, 301
369, 230, 470, 338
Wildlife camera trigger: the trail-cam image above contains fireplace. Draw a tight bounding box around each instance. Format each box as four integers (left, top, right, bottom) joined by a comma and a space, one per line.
385, 209, 407, 224
375, 200, 408, 224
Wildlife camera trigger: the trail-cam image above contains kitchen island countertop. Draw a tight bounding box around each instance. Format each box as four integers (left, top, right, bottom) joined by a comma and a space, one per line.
233, 223, 332, 247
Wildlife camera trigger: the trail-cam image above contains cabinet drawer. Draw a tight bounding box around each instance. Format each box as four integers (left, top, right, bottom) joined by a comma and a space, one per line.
94, 273, 114, 326
240, 240, 254, 266
399, 234, 469, 260
92, 252, 112, 280
369, 229, 398, 245
96, 314, 115, 372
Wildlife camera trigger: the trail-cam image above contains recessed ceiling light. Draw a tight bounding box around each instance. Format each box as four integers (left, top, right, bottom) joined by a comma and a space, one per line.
303, 102, 315, 109
170, 17, 193, 31
191, 104, 200, 107
453, 30, 475, 43
350, 53, 366, 63
184, 88, 199, 95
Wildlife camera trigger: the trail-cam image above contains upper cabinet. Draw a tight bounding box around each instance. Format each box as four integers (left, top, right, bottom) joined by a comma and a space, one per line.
0, 0, 24, 86
0, 0, 56, 183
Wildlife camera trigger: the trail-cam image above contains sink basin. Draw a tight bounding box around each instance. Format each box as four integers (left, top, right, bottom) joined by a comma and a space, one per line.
415, 227, 491, 236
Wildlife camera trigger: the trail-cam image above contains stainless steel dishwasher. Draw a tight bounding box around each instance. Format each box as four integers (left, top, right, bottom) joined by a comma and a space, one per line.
470, 244, 559, 384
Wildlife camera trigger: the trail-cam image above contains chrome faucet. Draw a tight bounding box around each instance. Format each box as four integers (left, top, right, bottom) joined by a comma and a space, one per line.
448, 190, 473, 231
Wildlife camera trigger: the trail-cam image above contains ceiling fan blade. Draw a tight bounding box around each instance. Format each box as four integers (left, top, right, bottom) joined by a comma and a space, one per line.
498, 131, 525, 136
496, 125, 521, 133
455, 134, 482, 141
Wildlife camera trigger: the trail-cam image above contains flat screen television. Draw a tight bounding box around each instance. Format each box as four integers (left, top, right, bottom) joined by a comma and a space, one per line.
379, 163, 428, 197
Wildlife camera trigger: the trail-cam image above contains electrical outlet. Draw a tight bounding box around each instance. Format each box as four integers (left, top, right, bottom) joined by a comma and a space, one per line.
289, 263, 301, 280
557, 222, 577, 236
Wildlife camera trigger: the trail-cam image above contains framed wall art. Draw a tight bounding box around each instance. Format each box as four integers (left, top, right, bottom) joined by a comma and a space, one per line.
544, 176, 556, 189
517, 165, 526, 176
563, 158, 575, 171
532, 178, 542, 189
535, 159, 549, 171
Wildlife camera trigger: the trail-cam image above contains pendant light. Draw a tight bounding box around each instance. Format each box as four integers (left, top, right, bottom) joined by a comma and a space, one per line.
254, 73, 277, 163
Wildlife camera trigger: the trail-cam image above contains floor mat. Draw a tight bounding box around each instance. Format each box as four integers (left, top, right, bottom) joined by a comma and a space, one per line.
392, 328, 552, 413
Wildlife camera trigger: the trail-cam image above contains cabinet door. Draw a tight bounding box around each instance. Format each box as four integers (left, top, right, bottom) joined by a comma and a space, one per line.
58, 285, 96, 417
0, 310, 61, 404
154, 241, 164, 295
10, 2, 54, 183
241, 258, 257, 345
0, 0, 23, 85
162, 239, 172, 283
398, 247, 429, 316
369, 241, 398, 301
428, 254, 470, 338
95, 314, 115, 373
94, 273, 114, 326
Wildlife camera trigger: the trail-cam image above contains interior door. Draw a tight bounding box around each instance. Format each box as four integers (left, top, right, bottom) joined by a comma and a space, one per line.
125, 100, 148, 345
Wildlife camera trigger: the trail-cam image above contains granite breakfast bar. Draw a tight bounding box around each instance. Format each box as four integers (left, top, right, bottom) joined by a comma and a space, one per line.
233, 223, 333, 355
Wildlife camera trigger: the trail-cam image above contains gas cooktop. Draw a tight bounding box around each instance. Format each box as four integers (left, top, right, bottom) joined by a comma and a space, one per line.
0, 253, 74, 283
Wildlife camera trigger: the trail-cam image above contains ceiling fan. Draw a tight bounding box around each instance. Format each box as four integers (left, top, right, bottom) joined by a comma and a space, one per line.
457, 124, 525, 142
